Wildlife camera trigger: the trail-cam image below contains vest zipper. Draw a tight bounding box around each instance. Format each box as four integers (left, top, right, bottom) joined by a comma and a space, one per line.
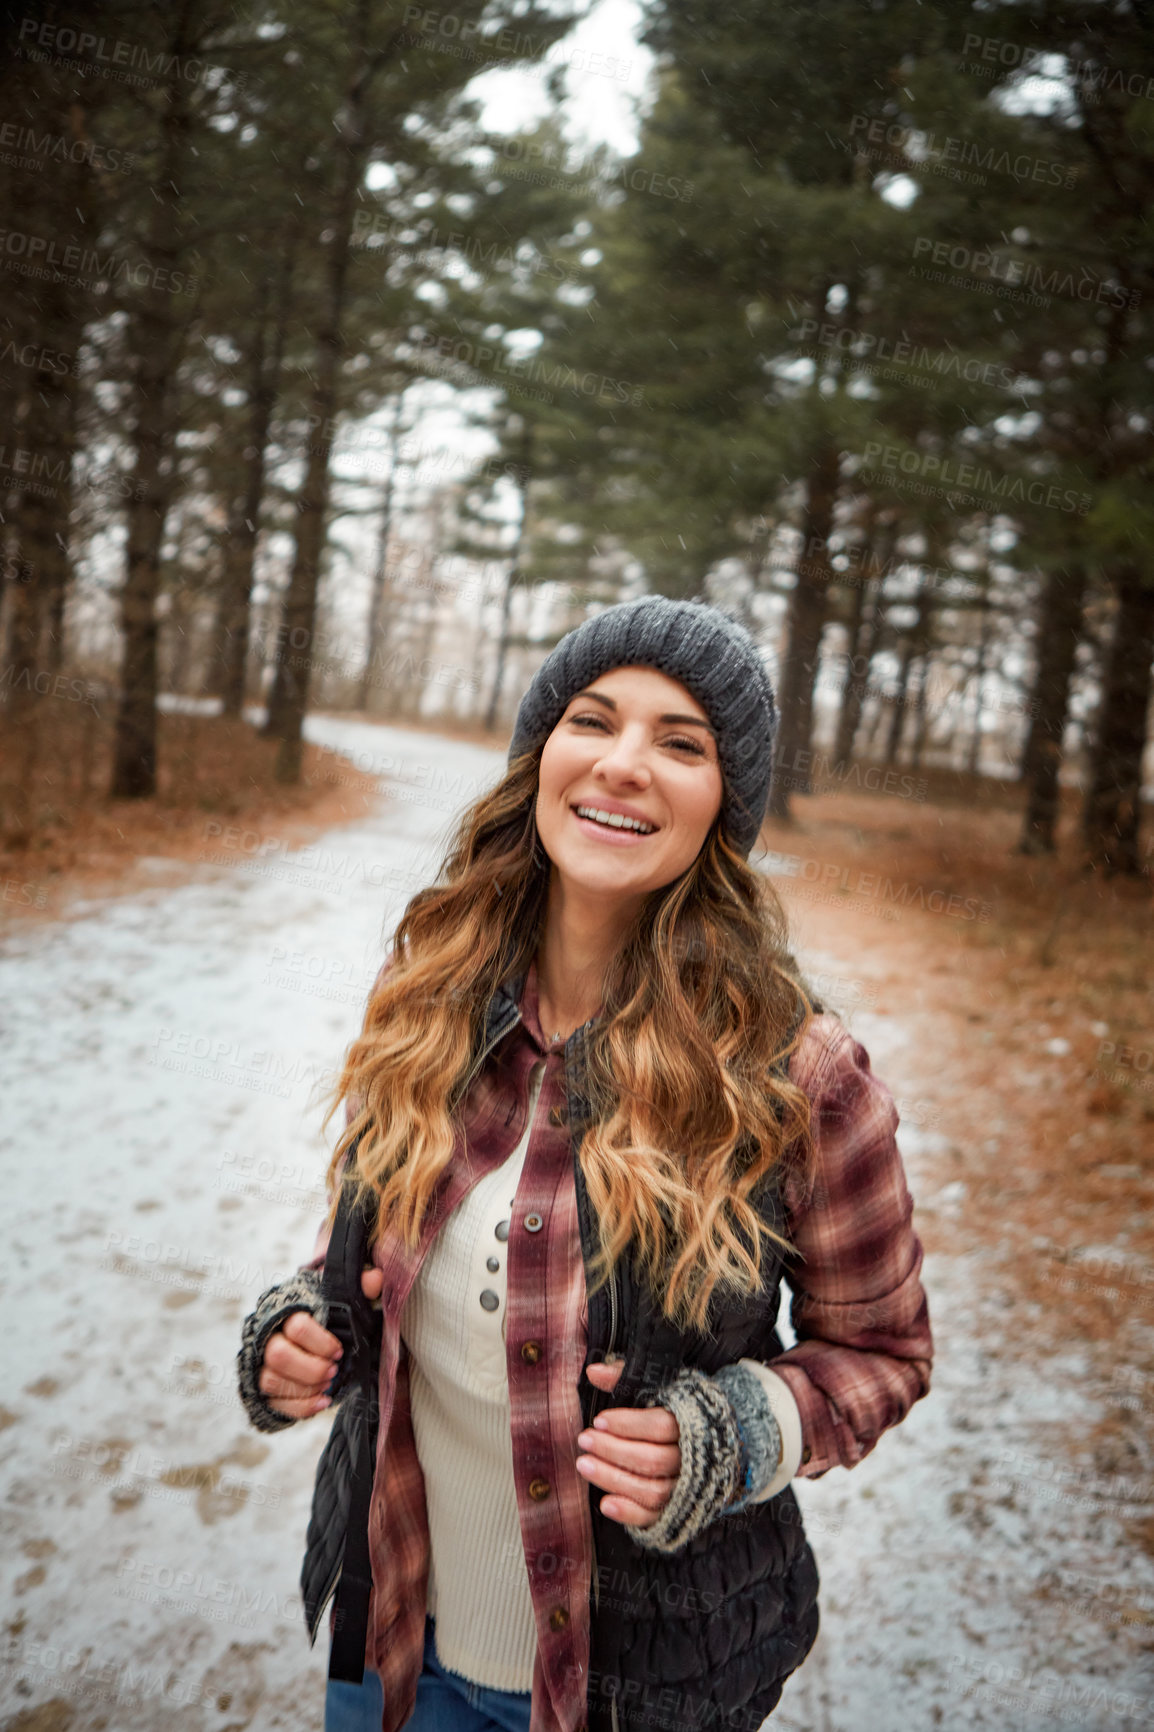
459, 1002, 522, 1097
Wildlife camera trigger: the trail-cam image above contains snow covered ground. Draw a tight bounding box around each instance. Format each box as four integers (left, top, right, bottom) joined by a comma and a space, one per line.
1, 716, 1151, 1732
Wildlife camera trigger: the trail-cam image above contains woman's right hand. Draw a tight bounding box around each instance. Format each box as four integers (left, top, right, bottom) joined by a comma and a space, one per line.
259, 1267, 384, 1420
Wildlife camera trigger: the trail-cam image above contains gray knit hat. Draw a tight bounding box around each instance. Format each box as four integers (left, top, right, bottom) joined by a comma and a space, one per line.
507, 596, 777, 857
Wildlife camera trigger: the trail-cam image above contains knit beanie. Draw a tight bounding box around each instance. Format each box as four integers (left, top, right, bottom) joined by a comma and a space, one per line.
507, 596, 777, 858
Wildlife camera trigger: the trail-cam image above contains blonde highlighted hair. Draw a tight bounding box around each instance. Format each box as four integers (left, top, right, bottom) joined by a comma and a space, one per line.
320, 749, 819, 1334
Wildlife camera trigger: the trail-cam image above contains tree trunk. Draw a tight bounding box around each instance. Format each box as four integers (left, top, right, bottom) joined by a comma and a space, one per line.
883, 636, 914, 766
5, 386, 68, 679
966, 562, 991, 780
1081, 566, 1154, 875
885, 568, 933, 767
911, 652, 930, 768
485, 426, 532, 733
109, 37, 195, 799
41, 369, 79, 676
831, 508, 896, 767
217, 243, 295, 717
358, 394, 406, 712
832, 571, 869, 762
768, 439, 840, 818
485, 557, 518, 733
1018, 562, 1089, 855
262, 3, 373, 783
407, 588, 440, 720
0, 55, 88, 821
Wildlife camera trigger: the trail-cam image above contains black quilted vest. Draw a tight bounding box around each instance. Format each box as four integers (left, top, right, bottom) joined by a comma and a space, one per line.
303, 970, 821, 1732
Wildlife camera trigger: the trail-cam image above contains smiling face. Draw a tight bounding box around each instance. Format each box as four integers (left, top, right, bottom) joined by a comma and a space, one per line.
534, 665, 725, 904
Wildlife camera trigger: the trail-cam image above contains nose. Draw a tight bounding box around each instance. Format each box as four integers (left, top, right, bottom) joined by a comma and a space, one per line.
592, 722, 652, 785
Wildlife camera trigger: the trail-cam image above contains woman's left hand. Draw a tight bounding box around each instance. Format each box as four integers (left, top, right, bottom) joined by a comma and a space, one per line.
576, 1359, 681, 1527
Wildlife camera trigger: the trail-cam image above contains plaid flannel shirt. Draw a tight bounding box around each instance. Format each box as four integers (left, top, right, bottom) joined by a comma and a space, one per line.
301, 958, 933, 1732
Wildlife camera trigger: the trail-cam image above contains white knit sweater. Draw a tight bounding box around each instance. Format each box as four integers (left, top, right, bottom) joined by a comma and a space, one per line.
399, 1059, 548, 1690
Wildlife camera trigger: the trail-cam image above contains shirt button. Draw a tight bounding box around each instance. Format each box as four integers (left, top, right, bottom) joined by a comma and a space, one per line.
520, 1340, 542, 1364
548, 1606, 569, 1631
529, 1477, 551, 1501
479, 1289, 500, 1312
524, 1212, 543, 1233
494, 1219, 510, 1242
486, 1255, 500, 1273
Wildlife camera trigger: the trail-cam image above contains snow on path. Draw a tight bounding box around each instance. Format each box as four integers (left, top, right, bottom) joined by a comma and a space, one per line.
1, 718, 1150, 1732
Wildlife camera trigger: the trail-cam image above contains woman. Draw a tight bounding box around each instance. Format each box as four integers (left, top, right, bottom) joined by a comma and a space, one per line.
238, 596, 934, 1732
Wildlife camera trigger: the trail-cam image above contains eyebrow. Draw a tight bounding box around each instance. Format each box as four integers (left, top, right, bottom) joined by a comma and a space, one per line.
569, 688, 717, 737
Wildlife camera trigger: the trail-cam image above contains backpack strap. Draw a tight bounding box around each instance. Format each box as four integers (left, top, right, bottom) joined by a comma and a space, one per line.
319, 1144, 383, 1685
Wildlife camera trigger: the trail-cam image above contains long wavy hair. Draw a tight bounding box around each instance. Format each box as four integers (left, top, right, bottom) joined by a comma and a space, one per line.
319, 746, 821, 1334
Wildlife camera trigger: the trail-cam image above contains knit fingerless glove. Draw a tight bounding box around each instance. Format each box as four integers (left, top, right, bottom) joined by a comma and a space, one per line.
237, 1269, 328, 1434
624, 1363, 782, 1555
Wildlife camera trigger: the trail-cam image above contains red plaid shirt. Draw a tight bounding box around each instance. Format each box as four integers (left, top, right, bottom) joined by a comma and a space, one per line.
302, 958, 932, 1732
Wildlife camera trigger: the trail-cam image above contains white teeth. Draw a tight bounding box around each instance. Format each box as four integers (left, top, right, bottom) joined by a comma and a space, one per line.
574, 805, 655, 835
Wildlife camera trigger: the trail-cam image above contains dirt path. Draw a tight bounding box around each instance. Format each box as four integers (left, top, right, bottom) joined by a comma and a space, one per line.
1, 720, 1151, 1731
769, 871, 1154, 1729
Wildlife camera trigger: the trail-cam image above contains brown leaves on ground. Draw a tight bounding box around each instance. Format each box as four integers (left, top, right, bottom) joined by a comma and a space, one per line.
0, 704, 381, 923
763, 772, 1154, 1556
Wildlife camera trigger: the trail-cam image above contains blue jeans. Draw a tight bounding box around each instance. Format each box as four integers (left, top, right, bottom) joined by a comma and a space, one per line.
324, 1614, 533, 1732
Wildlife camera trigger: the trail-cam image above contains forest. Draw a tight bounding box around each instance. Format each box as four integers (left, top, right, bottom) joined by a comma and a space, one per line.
3, 8, 1154, 1728
1, 0, 1150, 876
